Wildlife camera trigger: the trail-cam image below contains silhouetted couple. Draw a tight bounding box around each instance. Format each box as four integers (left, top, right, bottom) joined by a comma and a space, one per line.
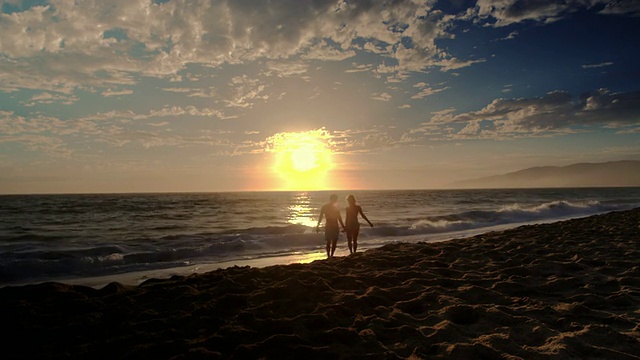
316, 194, 373, 258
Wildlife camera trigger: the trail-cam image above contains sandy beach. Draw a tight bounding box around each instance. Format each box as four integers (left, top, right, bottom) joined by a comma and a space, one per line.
2, 209, 640, 359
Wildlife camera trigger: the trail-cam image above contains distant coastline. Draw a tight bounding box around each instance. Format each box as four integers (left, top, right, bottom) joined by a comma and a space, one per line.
451, 160, 640, 189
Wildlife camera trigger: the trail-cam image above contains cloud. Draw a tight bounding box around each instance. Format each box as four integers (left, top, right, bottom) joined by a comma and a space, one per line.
3, 0, 638, 97
160, 86, 218, 98
616, 127, 640, 134
0, 111, 67, 135
601, 145, 640, 156
345, 63, 375, 73
0, 0, 486, 95
432, 57, 486, 72
411, 82, 449, 99
188, 87, 218, 98
263, 61, 309, 77
370, 92, 392, 102
427, 89, 640, 137
474, 0, 640, 27
102, 88, 133, 97
0, 134, 71, 156
100, 131, 234, 149
599, 1, 640, 16
22, 91, 79, 106
146, 105, 234, 120
495, 31, 518, 41
301, 41, 356, 62
147, 121, 169, 127
224, 75, 268, 109
255, 127, 413, 157
582, 61, 614, 69
0, 103, 235, 142
161, 87, 192, 93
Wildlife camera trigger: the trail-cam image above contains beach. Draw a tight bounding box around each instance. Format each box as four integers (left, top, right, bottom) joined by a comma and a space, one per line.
2, 208, 640, 359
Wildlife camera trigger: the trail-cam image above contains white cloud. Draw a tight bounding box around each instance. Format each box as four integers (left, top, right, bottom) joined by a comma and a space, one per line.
147, 105, 233, 119
0, 0, 485, 95
410, 84, 449, 99
263, 61, 309, 77
188, 87, 218, 98
370, 92, 392, 101
345, 63, 374, 73
147, 121, 169, 127
224, 75, 268, 109
496, 31, 519, 41
102, 88, 133, 97
161, 88, 192, 93
301, 41, 356, 62
0, 134, 71, 156
22, 91, 79, 106
581, 61, 614, 69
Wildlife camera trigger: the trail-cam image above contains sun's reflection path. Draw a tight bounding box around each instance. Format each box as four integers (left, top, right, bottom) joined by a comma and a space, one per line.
287, 192, 317, 228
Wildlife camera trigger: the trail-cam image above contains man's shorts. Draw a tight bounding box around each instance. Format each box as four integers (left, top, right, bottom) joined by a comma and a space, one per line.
325, 225, 340, 241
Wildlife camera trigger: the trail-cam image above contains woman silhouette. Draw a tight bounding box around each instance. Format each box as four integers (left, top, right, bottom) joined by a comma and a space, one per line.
345, 194, 373, 254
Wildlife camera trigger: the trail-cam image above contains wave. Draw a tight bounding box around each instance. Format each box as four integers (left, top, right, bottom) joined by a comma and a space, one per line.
0, 199, 633, 286
0, 231, 328, 284
220, 223, 309, 235
397, 200, 621, 236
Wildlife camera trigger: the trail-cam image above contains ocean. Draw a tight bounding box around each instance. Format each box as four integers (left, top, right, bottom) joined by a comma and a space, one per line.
1, 188, 639, 287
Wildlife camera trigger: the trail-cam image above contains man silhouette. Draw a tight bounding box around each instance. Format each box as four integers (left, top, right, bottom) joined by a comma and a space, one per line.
316, 194, 346, 258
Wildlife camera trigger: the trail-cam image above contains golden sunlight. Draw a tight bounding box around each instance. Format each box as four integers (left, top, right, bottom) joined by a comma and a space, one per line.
266, 129, 334, 190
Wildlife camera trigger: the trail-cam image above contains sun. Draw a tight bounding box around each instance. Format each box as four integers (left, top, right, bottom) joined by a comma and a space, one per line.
266, 129, 334, 190
290, 143, 319, 172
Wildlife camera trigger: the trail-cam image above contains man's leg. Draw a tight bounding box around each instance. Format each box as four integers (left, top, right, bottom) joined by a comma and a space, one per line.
326, 239, 331, 257
331, 238, 337, 257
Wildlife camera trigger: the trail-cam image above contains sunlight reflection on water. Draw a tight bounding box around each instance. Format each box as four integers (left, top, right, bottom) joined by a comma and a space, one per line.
287, 192, 317, 228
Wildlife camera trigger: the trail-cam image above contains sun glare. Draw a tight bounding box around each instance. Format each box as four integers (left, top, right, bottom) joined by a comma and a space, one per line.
266, 129, 334, 190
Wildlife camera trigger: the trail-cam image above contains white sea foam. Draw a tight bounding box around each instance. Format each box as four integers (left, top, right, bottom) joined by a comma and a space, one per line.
1, 189, 638, 286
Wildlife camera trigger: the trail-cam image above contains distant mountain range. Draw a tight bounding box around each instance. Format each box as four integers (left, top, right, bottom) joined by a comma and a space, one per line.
452, 160, 640, 189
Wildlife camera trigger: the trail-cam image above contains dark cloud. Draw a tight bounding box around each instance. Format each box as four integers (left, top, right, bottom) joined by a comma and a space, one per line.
430, 89, 640, 136
475, 0, 640, 26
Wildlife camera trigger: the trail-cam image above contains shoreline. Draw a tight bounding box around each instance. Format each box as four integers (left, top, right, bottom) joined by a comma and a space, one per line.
3, 212, 605, 289
2, 208, 640, 359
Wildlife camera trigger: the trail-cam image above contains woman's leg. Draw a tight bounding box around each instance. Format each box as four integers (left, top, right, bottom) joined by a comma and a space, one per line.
353, 230, 359, 253
346, 231, 354, 253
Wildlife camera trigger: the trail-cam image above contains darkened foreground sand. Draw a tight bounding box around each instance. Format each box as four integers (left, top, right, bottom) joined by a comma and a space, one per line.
3, 210, 640, 359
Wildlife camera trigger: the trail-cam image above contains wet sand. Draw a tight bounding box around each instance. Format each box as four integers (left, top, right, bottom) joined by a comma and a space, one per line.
2, 209, 640, 359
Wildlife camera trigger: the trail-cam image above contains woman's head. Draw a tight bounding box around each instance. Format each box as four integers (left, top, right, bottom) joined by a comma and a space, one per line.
347, 194, 356, 205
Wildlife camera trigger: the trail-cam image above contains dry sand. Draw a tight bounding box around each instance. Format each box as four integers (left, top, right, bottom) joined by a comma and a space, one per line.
2, 209, 640, 359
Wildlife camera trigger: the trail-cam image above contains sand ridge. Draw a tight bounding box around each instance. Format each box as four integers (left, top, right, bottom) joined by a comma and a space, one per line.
2, 209, 640, 359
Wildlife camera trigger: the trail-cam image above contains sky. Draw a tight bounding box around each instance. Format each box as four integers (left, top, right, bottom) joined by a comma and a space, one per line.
1, 0, 639, 193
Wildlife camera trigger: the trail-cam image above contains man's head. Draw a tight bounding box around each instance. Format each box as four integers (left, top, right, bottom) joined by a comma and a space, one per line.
329, 194, 338, 203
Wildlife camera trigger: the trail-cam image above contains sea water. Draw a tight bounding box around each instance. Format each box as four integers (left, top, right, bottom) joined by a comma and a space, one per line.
1, 188, 639, 286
